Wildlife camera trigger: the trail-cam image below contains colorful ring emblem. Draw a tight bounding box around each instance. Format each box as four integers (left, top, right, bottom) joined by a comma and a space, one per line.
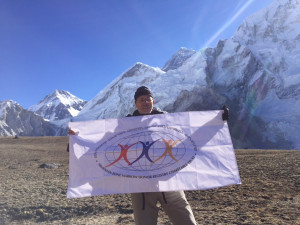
94, 125, 197, 178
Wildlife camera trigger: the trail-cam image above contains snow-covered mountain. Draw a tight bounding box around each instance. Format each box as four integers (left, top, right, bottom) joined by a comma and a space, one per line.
1, 0, 299, 149
75, 0, 300, 149
0, 100, 57, 136
229, 0, 300, 149
76, 62, 165, 121
162, 47, 196, 72
0, 90, 85, 136
28, 90, 87, 121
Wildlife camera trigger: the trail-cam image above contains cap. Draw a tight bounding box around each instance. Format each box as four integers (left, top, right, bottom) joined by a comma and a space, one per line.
134, 86, 153, 102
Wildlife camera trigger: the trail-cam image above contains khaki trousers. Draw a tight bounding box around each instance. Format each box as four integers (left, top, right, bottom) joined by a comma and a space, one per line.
131, 191, 197, 225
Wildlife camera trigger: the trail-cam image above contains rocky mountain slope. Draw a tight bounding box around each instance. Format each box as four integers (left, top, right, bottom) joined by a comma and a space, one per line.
0, 100, 57, 136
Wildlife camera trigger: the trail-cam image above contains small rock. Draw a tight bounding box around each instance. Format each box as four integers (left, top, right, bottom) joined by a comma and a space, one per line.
39, 163, 60, 169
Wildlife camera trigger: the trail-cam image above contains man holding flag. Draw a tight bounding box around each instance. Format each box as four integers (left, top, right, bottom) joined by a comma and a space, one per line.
68, 86, 235, 225
126, 86, 198, 225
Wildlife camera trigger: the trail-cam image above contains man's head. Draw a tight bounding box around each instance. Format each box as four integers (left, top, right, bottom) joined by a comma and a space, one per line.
134, 86, 154, 115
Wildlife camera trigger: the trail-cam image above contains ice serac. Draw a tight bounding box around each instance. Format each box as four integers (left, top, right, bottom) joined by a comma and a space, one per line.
162, 47, 196, 72
28, 90, 87, 121
76, 0, 300, 149
0, 100, 57, 136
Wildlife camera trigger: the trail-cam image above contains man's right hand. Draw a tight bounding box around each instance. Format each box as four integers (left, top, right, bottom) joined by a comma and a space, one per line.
69, 129, 77, 135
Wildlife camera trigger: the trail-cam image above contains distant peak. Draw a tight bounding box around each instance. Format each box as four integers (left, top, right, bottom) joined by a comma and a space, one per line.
178, 47, 195, 52
0, 100, 22, 113
133, 62, 151, 68
27, 90, 86, 121
1, 100, 15, 104
121, 62, 156, 78
54, 89, 62, 94
162, 47, 196, 72
0, 100, 19, 107
53, 89, 70, 95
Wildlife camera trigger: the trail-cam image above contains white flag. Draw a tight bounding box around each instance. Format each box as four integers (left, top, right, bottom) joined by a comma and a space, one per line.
67, 111, 241, 198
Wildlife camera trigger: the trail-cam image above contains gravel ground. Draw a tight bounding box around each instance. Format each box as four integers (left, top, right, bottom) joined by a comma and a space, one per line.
0, 136, 299, 224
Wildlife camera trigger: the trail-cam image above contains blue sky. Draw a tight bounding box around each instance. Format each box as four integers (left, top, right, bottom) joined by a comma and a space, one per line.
0, 0, 274, 108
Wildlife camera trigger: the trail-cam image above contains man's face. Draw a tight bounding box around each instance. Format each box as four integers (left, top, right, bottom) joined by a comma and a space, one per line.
135, 95, 154, 115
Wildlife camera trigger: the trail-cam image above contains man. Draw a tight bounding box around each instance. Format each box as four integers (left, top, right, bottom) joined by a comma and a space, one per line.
127, 86, 198, 225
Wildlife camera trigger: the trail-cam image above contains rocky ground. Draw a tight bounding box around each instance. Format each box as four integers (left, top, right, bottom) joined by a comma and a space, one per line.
0, 136, 299, 225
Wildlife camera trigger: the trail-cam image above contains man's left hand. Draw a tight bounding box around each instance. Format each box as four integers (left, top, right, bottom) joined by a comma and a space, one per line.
221, 105, 229, 121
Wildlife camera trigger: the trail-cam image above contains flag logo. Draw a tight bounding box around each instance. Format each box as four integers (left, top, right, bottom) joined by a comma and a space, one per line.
94, 125, 197, 178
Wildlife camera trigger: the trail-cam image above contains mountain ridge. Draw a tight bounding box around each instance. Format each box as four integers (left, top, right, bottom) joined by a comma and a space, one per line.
1, 0, 299, 149
75, 0, 300, 149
